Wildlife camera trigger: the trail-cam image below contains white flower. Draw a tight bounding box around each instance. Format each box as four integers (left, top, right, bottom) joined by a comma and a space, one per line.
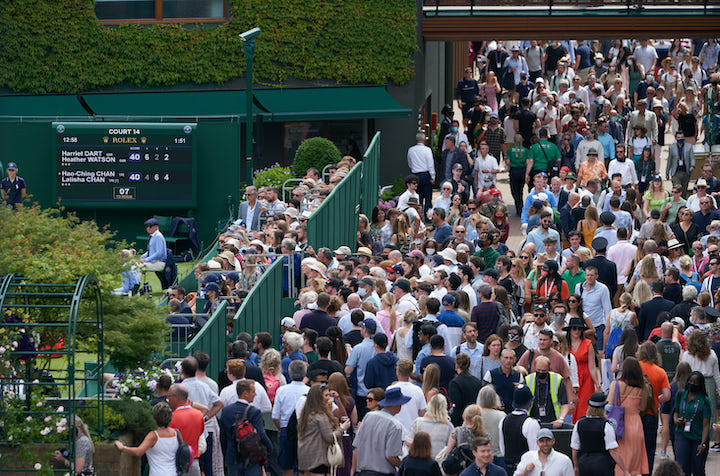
0, 346, 5, 354
44, 416, 51, 422
36, 401, 43, 407
11, 341, 18, 349
26, 416, 33, 421
8, 435, 12, 441
40, 427, 50, 436
57, 406, 64, 413
32, 379, 39, 384
34, 463, 42, 470
130, 396, 142, 402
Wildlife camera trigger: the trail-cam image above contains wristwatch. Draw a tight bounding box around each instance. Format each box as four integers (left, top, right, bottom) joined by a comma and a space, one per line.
701, 442, 708, 449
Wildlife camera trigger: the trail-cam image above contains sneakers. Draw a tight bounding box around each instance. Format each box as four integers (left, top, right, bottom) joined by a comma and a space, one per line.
710, 442, 720, 452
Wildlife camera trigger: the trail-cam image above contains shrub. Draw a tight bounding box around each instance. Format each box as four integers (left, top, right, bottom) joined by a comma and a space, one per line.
253, 164, 294, 189
292, 137, 342, 178
103, 295, 169, 371
108, 399, 156, 444
380, 176, 406, 202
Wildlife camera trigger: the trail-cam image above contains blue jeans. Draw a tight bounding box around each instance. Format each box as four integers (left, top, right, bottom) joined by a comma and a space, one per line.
674, 433, 708, 476
641, 413, 658, 473
200, 432, 213, 476
227, 463, 263, 476
277, 428, 297, 471
594, 324, 605, 351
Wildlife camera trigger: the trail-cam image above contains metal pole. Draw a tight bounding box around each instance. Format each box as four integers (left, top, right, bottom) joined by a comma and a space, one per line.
241, 28, 261, 186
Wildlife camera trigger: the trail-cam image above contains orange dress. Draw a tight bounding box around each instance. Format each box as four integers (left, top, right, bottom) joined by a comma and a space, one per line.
570, 338, 594, 423
611, 382, 648, 476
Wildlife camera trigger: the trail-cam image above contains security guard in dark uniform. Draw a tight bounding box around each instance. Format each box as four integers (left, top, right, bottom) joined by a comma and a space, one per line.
570, 392, 633, 476
1, 162, 26, 207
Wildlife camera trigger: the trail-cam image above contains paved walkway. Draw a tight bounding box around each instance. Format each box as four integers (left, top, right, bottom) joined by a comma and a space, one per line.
441, 104, 720, 472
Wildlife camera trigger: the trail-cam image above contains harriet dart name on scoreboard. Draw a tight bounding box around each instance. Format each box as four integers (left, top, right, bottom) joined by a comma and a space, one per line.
54, 122, 197, 208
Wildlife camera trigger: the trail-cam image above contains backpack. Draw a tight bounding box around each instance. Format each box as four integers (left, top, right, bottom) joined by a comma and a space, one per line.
263, 373, 280, 404
174, 429, 193, 475
639, 375, 656, 415
441, 427, 475, 474
231, 405, 268, 465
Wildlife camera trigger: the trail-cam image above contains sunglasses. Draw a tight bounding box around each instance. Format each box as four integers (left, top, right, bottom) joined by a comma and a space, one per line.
534, 313, 546, 317
520, 255, 530, 260
366, 397, 375, 402
693, 246, 703, 250
468, 207, 476, 211
568, 299, 578, 303
455, 230, 465, 234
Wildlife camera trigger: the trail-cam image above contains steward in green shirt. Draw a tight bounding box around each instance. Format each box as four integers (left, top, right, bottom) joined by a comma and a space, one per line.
529, 130, 561, 173
506, 143, 530, 169
473, 232, 499, 269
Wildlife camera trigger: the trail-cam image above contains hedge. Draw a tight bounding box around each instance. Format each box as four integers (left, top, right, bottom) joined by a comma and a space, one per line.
0, 0, 417, 94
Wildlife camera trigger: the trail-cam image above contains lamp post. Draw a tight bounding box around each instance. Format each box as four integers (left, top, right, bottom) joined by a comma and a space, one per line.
240, 27, 260, 186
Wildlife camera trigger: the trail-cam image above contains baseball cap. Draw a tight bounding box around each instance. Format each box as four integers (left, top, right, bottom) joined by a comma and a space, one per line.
359, 277, 375, 287
202, 282, 220, 293
537, 428, 554, 441
392, 278, 411, 293
334, 245, 352, 256
281, 317, 296, 328
225, 271, 240, 283
144, 218, 159, 227
6, 162, 18, 170
489, 112, 499, 119
483, 268, 499, 280
587, 148, 599, 156
360, 319, 377, 333
442, 294, 456, 306
452, 163, 463, 171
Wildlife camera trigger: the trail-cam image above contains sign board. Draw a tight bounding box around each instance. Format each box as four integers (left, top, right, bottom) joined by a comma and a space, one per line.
54, 122, 197, 208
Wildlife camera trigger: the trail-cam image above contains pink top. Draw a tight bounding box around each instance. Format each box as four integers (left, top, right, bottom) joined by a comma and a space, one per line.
480, 84, 499, 112
293, 309, 311, 328
376, 310, 394, 338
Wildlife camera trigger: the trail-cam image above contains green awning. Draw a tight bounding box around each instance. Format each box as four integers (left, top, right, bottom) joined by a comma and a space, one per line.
256, 86, 410, 121
0, 86, 408, 121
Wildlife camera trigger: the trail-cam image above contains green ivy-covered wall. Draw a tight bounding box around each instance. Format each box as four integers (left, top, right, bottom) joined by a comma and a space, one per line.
0, 0, 417, 94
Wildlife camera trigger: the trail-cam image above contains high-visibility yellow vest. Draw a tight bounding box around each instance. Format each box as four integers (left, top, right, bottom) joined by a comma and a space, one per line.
526, 371, 562, 418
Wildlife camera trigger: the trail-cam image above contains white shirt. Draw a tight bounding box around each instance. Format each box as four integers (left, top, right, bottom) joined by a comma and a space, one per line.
461, 283, 478, 309
514, 449, 574, 476
570, 417, 619, 450
271, 381, 309, 428
498, 410, 540, 455
396, 293, 420, 317
442, 132, 470, 151
606, 240, 637, 286
522, 323, 554, 350
686, 194, 717, 213
537, 106, 558, 136
632, 44, 658, 73
681, 351, 720, 390
219, 379, 271, 414
575, 139, 605, 170
407, 143, 436, 180
397, 189, 420, 212
386, 381, 427, 438
607, 159, 638, 186
474, 154, 499, 189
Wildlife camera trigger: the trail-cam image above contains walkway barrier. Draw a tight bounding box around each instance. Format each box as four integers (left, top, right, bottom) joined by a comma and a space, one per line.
360, 132, 381, 218
184, 300, 228, 380
306, 161, 362, 252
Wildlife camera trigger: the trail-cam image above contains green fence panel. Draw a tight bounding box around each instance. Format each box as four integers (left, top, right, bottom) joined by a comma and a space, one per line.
233, 259, 285, 349
306, 163, 361, 252
185, 299, 228, 380
360, 132, 381, 218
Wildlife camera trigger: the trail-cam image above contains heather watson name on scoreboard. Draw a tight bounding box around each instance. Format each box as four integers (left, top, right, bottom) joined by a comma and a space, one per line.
54, 122, 197, 208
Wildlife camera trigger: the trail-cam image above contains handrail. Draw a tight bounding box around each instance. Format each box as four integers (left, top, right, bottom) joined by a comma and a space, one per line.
184, 299, 228, 379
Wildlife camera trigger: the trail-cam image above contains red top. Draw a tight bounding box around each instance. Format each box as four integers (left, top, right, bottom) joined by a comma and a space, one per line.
535, 276, 570, 301
647, 328, 686, 350
170, 405, 205, 458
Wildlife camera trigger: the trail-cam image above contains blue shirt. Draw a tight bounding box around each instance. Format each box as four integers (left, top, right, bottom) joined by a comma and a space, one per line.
521, 187, 557, 224
346, 337, 376, 396
141, 230, 167, 263
434, 223, 452, 245
526, 227, 561, 253
598, 133, 616, 162
437, 309, 465, 327
460, 462, 508, 476
451, 342, 485, 380
575, 281, 611, 327
593, 226, 618, 249
281, 351, 308, 382
575, 43, 593, 69
414, 343, 431, 376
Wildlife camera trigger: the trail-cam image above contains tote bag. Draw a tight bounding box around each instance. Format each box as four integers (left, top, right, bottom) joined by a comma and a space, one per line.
605, 380, 626, 440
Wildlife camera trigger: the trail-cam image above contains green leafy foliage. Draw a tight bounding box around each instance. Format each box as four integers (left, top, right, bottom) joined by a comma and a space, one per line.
0, 0, 417, 94
380, 176, 406, 201
293, 137, 342, 177
0, 204, 126, 288
253, 164, 294, 189
103, 295, 169, 371
107, 399, 157, 444
78, 404, 126, 440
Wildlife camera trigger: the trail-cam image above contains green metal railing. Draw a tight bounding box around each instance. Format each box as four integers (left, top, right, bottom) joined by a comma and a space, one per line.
184, 299, 228, 381
307, 162, 362, 252
0, 273, 104, 474
360, 132, 381, 218
232, 259, 285, 351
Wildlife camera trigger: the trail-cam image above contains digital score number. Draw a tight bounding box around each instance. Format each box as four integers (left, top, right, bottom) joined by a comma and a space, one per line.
113, 187, 136, 200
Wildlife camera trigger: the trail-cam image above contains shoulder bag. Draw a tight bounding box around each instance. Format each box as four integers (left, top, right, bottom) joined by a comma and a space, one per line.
605, 380, 626, 440
327, 432, 344, 471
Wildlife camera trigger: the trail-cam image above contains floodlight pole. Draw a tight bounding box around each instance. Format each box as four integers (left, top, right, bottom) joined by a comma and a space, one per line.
240, 27, 261, 186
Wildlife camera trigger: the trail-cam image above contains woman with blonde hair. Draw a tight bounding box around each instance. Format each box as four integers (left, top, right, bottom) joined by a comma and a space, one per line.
632, 279, 653, 307
422, 363, 441, 402
260, 348, 286, 398
510, 257, 530, 314
406, 393, 454, 458
377, 292, 397, 337
443, 404, 487, 458
476, 386, 506, 466
603, 292, 638, 354
391, 309, 416, 361
391, 214, 411, 254
626, 255, 659, 293
577, 205, 599, 249
574, 246, 593, 264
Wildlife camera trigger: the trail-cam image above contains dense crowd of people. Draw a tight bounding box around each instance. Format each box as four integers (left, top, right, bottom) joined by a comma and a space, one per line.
108, 39, 720, 476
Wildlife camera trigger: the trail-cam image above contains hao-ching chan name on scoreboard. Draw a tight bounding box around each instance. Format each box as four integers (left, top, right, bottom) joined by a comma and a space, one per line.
54, 122, 197, 208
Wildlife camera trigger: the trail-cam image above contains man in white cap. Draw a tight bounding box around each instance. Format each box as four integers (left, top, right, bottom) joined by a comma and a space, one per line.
687, 178, 718, 213
504, 45, 529, 90
514, 428, 574, 476
334, 245, 352, 262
